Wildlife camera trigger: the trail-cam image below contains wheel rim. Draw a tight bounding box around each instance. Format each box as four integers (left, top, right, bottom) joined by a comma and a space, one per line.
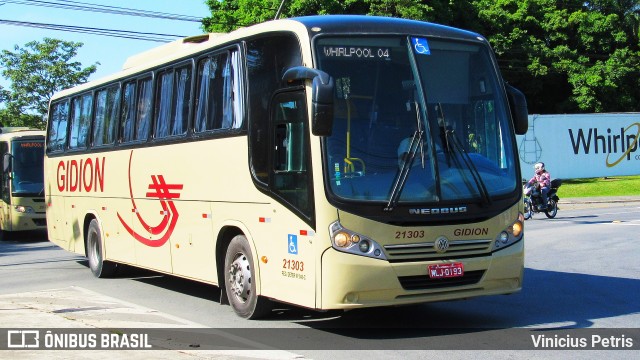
228, 252, 252, 303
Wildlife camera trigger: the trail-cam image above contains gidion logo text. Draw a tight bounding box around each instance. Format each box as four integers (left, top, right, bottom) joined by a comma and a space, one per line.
56, 158, 105, 192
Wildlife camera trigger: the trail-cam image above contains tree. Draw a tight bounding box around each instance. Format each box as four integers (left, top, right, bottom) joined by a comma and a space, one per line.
202, 0, 640, 113
0, 38, 98, 129
202, 0, 441, 32
472, 0, 640, 113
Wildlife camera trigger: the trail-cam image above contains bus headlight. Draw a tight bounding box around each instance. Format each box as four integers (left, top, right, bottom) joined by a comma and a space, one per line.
14, 205, 35, 213
329, 221, 387, 260
493, 213, 524, 251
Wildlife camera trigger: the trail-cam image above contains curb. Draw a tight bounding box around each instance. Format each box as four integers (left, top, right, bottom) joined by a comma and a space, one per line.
559, 197, 640, 205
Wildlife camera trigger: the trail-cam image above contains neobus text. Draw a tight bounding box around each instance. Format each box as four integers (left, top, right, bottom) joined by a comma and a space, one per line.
57, 157, 106, 193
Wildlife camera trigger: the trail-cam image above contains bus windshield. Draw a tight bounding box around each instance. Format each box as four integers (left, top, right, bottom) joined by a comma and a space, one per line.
316, 36, 518, 205
11, 140, 45, 196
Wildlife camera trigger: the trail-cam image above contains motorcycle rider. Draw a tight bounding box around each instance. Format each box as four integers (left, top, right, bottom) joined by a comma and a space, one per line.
528, 162, 551, 210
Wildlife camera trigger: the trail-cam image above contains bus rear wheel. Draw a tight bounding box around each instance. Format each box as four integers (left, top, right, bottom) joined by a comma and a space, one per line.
224, 235, 272, 319
86, 219, 117, 278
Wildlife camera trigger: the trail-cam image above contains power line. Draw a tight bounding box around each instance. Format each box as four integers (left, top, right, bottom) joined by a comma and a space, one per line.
1, 0, 203, 22
0, 19, 185, 42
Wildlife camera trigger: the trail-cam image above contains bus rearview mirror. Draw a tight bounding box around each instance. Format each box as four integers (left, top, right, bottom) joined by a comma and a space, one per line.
505, 84, 528, 135
283, 66, 334, 137
2, 153, 12, 173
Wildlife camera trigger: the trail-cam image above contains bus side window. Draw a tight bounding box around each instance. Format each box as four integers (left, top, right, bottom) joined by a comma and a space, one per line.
136, 78, 153, 141
47, 101, 69, 153
155, 70, 175, 138
172, 66, 191, 136
69, 93, 93, 150
93, 85, 121, 147
121, 81, 137, 143
155, 65, 191, 139
195, 49, 240, 133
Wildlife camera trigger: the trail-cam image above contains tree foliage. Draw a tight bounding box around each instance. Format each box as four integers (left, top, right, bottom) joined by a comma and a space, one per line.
0, 38, 97, 129
203, 0, 640, 114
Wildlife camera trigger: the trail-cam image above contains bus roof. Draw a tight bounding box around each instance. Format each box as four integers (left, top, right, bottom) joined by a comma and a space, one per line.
292, 15, 482, 41
50, 15, 483, 101
0, 128, 45, 140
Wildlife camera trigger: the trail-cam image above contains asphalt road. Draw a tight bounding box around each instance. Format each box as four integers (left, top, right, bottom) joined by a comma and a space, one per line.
0, 198, 638, 359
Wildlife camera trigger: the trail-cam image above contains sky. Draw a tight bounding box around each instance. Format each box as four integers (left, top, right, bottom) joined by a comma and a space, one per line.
0, 0, 210, 90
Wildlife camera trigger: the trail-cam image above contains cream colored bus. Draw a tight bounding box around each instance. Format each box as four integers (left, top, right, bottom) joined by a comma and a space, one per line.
45, 15, 528, 319
0, 128, 47, 240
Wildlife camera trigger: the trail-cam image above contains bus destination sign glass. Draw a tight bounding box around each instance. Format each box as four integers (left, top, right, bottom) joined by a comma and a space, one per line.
322, 46, 391, 60
20, 142, 44, 148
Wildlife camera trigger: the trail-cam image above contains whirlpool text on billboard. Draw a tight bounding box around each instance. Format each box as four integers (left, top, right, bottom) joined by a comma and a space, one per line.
516, 113, 640, 179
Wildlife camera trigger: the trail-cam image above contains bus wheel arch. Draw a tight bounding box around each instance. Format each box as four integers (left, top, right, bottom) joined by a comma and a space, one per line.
84, 215, 117, 278
216, 226, 243, 305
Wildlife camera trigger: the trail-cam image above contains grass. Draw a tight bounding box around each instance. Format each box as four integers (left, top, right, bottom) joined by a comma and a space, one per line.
556, 175, 640, 198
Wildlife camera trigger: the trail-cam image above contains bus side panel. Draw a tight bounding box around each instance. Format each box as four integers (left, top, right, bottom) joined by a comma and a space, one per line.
46, 194, 69, 249
66, 197, 82, 252
247, 200, 317, 310
169, 201, 217, 282
131, 197, 173, 273
103, 197, 137, 265
45, 156, 69, 249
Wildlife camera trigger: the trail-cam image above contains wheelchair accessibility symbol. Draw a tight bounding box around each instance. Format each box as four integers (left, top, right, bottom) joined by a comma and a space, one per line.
412, 37, 431, 55
288, 234, 298, 255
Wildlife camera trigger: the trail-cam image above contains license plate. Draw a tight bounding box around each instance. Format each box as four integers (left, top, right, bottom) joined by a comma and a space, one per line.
428, 262, 464, 279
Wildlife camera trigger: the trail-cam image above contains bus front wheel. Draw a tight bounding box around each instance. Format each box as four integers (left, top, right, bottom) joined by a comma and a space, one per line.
224, 235, 272, 319
86, 219, 117, 278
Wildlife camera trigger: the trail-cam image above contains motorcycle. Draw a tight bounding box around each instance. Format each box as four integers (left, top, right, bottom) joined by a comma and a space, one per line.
523, 178, 562, 220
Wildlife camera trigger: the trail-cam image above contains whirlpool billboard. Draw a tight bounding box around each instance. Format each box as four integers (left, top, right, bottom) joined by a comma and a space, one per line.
516, 113, 640, 180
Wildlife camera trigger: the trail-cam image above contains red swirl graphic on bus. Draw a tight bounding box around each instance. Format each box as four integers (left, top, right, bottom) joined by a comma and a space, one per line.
117, 151, 183, 247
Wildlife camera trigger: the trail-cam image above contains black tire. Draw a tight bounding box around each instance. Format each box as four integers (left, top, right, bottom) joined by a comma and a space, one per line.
86, 219, 117, 278
544, 199, 558, 219
523, 198, 532, 220
224, 235, 272, 319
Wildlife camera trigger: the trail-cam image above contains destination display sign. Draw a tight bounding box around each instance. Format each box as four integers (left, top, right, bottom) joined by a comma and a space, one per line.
19, 142, 44, 148
321, 46, 391, 60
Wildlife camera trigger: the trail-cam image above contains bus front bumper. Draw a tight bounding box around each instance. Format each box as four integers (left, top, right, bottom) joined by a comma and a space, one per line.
10, 212, 47, 232
320, 239, 523, 310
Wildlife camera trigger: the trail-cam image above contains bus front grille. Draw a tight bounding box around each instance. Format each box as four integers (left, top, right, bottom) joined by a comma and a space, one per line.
398, 270, 485, 290
384, 240, 492, 263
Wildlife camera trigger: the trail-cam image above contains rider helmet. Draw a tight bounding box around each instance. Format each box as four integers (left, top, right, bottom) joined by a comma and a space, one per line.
534, 162, 545, 174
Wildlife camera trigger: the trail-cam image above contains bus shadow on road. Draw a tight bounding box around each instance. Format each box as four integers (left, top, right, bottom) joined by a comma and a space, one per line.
0, 230, 48, 243
281, 267, 640, 333
74, 261, 640, 332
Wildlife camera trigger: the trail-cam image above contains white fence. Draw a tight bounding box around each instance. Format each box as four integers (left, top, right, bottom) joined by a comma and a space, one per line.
516, 113, 640, 180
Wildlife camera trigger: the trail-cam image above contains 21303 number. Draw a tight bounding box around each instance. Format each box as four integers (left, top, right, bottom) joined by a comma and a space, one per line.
282, 259, 304, 272
395, 230, 425, 239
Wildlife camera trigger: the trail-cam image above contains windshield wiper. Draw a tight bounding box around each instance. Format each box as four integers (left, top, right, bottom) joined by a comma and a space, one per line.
384, 102, 424, 212
437, 104, 492, 206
